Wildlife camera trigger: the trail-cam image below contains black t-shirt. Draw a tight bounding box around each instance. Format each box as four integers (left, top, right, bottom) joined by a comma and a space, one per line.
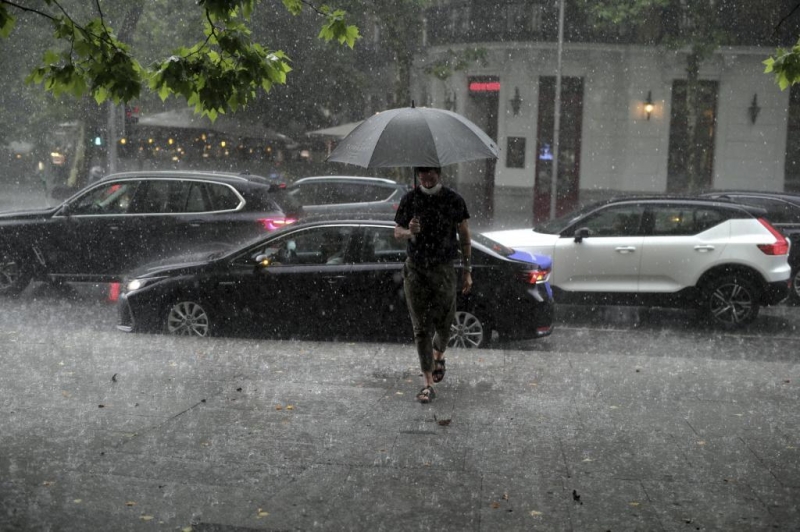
394, 186, 470, 266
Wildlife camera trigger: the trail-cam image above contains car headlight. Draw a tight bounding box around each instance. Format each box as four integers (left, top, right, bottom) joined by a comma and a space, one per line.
125, 277, 164, 293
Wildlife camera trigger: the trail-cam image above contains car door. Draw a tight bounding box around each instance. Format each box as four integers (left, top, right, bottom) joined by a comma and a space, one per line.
344, 224, 409, 336
52, 180, 144, 276
124, 179, 193, 264
638, 204, 729, 292
241, 225, 359, 338
553, 204, 645, 292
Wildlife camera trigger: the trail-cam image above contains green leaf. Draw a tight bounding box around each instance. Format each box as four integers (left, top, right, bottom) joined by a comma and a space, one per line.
282, 0, 303, 16
0, 5, 16, 38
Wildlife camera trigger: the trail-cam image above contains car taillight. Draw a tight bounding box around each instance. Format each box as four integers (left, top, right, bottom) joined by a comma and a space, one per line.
756, 218, 789, 255
258, 217, 297, 231
517, 268, 550, 284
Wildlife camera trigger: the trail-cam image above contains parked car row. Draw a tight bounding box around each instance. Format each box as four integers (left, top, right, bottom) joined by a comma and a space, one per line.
0, 171, 406, 296
0, 170, 553, 346
2, 169, 798, 340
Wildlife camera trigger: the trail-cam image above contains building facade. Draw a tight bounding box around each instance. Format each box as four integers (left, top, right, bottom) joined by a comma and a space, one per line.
414, 0, 800, 229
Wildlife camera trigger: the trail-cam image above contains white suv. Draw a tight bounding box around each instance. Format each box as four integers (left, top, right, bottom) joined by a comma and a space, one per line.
484, 197, 791, 329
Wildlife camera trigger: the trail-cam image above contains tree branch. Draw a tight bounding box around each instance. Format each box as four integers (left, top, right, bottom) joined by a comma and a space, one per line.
0, 0, 57, 22
774, 2, 800, 35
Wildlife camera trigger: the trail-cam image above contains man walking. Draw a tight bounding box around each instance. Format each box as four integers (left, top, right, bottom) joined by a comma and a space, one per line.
394, 167, 473, 403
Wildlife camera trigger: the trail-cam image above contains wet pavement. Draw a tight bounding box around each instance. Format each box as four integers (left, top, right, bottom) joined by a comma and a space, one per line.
2, 184, 800, 530
1, 299, 800, 531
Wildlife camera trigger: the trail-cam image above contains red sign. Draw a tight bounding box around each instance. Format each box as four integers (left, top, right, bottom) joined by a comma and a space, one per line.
469, 81, 501, 92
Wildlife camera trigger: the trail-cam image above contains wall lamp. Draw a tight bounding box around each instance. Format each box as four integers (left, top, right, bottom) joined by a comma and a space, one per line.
748, 94, 761, 125
510, 87, 522, 116
644, 91, 654, 121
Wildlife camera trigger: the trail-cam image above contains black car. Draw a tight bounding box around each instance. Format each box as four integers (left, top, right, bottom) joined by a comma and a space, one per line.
116, 219, 555, 347
700, 190, 800, 302
0, 171, 302, 296
286, 176, 409, 216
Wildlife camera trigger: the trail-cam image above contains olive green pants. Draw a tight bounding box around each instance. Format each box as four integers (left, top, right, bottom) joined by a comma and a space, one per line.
403, 259, 457, 373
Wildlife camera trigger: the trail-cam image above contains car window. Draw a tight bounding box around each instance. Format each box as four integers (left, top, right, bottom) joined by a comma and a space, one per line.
207, 183, 242, 211
258, 226, 355, 266
131, 180, 191, 214
185, 182, 209, 212
360, 226, 407, 263
650, 205, 727, 235
288, 181, 395, 206
292, 183, 344, 205
729, 196, 796, 224
67, 182, 137, 215
566, 204, 644, 237
351, 184, 392, 202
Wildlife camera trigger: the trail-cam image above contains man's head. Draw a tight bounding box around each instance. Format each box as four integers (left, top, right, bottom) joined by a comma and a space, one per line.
415, 167, 442, 193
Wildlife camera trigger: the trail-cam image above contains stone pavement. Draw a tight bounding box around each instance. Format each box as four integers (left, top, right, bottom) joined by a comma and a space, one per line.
1, 320, 800, 531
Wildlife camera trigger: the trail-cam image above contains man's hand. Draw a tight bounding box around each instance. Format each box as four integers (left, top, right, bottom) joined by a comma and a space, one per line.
395, 217, 421, 241
409, 216, 421, 235
462, 271, 473, 294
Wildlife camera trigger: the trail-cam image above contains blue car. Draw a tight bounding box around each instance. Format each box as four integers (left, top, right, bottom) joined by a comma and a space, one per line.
117, 219, 554, 347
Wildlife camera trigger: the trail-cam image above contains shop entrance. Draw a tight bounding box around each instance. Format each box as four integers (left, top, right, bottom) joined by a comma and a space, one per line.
466, 76, 499, 221
533, 76, 584, 223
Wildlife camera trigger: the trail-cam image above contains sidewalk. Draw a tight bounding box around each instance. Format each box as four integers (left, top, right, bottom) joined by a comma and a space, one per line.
1, 323, 799, 531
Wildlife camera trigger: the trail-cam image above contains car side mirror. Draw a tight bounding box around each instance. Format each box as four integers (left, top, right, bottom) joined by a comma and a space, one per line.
255, 254, 272, 268
574, 227, 590, 243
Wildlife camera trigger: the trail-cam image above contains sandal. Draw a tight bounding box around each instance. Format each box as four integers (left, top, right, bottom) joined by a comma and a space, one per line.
416, 386, 436, 403
432, 358, 446, 383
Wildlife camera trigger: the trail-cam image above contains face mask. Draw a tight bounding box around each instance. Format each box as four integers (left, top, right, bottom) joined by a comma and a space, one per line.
419, 182, 442, 195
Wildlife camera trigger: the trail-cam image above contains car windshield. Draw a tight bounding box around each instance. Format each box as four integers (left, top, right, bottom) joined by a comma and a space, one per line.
472, 233, 515, 257
533, 201, 607, 234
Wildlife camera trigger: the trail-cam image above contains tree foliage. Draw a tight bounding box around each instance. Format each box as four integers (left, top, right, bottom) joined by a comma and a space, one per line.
765, 38, 800, 88
0, 0, 360, 120
765, 2, 800, 89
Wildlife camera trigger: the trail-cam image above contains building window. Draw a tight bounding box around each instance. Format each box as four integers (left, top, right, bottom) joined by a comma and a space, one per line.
667, 80, 719, 193
506, 137, 526, 168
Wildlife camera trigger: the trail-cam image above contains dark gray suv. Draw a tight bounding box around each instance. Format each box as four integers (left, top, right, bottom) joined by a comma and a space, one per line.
0, 170, 302, 295
286, 176, 409, 217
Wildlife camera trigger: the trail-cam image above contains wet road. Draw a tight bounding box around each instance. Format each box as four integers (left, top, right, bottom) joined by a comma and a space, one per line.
3, 281, 800, 530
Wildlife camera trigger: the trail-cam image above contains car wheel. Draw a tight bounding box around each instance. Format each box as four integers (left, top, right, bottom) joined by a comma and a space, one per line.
702, 275, 760, 329
790, 268, 800, 305
448, 310, 490, 348
0, 250, 32, 297
164, 300, 212, 337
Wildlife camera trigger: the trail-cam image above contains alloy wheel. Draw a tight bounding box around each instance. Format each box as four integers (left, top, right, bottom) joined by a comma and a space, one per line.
708, 280, 755, 327
448, 310, 487, 348
792, 269, 800, 304
166, 301, 211, 337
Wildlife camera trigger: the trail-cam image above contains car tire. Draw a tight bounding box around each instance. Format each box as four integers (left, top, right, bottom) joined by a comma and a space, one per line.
448, 310, 491, 348
163, 299, 213, 337
701, 274, 760, 329
0, 250, 33, 297
790, 268, 800, 306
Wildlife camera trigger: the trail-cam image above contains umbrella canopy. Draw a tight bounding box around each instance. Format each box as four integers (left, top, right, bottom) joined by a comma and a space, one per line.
306, 121, 363, 139
326, 106, 498, 168
137, 108, 295, 145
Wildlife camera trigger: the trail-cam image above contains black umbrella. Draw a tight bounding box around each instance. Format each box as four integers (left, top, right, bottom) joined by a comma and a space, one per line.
326, 103, 498, 168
